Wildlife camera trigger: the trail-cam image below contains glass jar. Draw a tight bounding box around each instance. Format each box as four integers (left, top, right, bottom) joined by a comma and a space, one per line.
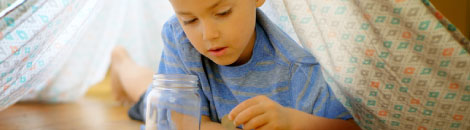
145, 74, 201, 130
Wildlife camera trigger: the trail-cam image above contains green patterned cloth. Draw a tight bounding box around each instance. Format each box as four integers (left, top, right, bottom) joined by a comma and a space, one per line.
0, 0, 101, 110
261, 0, 469, 129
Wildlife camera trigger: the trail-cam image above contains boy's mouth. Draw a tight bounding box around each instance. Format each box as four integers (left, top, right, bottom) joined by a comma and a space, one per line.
208, 47, 228, 57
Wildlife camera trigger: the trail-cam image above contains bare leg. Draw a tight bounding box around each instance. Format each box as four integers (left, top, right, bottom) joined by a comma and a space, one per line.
110, 46, 153, 103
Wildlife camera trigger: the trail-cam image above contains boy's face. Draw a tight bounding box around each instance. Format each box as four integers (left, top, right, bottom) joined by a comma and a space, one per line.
170, 0, 265, 66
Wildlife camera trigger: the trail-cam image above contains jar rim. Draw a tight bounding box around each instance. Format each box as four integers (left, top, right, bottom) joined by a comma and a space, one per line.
153, 74, 199, 89
154, 74, 198, 81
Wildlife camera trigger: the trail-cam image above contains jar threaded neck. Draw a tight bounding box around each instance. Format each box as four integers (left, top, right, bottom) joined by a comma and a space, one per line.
152, 74, 198, 89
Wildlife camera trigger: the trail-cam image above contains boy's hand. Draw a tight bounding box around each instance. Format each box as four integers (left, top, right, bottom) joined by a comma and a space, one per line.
228, 95, 292, 130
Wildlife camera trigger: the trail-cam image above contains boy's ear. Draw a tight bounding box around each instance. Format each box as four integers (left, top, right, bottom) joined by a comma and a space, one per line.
255, 0, 265, 7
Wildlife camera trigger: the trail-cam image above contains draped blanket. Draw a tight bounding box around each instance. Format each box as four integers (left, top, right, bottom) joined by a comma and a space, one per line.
0, 0, 101, 110
260, 0, 469, 129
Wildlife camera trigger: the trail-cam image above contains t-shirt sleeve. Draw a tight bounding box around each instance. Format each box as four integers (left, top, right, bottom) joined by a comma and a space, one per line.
294, 63, 353, 120
128, 86, 152, 121
198, 89, 210, 117
292, 63, 353, 121
312, 81, 353, 120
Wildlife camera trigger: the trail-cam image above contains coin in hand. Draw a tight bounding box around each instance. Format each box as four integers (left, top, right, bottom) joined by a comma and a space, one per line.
221, 115, 237, 130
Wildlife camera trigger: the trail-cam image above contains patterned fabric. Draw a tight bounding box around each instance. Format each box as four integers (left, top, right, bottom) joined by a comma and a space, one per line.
26, 0, 170, 102
20, 0, 127, 102
0, 0, 19, 14
261, 0, 470, 130
1, 0, 172, 110
131, 10, 353, 122
0, 0, 99, 110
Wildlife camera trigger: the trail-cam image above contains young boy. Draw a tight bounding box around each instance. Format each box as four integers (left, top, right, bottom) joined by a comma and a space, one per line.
128, 0, 360, 129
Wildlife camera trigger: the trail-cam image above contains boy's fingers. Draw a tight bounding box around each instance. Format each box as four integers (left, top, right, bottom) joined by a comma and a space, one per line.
241, 112, 269, 130
233, 104, 265, 126
229, 97, 260, 120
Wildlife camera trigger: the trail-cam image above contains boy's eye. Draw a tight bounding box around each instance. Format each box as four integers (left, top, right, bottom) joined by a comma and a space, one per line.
216, 9, 232, 16
183, 18, 197, 25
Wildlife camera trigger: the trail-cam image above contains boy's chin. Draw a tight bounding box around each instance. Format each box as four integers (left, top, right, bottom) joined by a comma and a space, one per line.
209, 58, 237, 66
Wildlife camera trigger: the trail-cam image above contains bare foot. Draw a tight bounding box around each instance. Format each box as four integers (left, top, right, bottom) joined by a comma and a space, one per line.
110, 46, 134, 105
110, 46, 153, 103
110, 69, 133, 106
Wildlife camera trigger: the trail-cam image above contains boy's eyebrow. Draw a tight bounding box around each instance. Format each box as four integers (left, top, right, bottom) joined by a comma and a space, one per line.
176, 0, 223, 15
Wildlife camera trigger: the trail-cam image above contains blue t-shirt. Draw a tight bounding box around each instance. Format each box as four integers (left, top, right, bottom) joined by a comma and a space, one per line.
129, 10, 352, 123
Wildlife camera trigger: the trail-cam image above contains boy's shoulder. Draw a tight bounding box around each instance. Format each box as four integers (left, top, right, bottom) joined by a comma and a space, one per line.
256, 10, 319, 65
163, 15, 181, 31
161, 15, 187, 44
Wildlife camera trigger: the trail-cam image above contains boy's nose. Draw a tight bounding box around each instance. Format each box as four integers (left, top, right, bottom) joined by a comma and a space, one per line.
202, 22, 220, 40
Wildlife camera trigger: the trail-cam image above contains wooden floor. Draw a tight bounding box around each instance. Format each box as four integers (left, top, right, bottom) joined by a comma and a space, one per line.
0, 74, 142, 130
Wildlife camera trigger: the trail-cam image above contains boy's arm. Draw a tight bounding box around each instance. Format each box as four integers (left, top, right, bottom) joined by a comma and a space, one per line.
229, 95, 360, 130
285, 107, 360, 130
